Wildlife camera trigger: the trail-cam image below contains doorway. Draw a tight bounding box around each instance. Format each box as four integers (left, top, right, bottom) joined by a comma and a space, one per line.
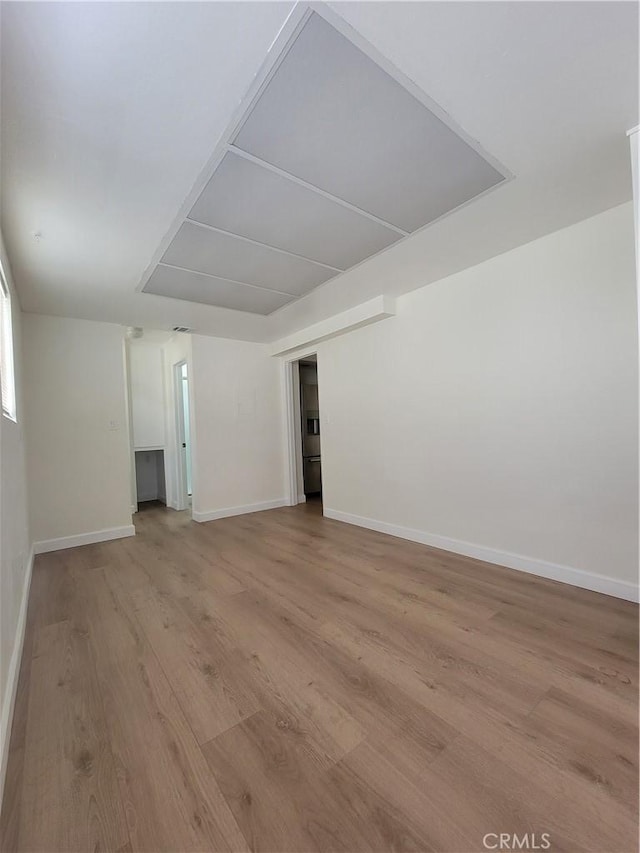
175, 360, 192, 509
298, 356, 322, 503
283, 351, 325, 509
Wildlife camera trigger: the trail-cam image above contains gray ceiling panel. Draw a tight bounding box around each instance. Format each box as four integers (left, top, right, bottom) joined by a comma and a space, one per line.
233, 12, 505, 232
141, 10, 507, 314
189, 151, 402, 269
161, 221, 335, 296
144, 265, 294, 314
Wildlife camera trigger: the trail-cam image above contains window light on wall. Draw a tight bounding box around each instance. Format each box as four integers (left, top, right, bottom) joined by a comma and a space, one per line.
0, 262, 16, 422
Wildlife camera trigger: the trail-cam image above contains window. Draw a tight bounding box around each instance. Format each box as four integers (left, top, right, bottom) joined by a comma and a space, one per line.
0, 264, 16, 421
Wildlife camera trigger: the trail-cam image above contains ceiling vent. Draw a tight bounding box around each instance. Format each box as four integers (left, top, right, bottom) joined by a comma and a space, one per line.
172, 326, 192, 333
140, 8, 509, 316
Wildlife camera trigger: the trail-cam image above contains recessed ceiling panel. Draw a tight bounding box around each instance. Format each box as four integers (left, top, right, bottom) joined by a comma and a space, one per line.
161, 221, 333, 296
144, 265, 294, 314
189, 151, 402, 270
233, 12, 505, 232
140, 8, 508, 315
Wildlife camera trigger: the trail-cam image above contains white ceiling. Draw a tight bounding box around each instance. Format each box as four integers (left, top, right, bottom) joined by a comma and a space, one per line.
1, 2, 637, 339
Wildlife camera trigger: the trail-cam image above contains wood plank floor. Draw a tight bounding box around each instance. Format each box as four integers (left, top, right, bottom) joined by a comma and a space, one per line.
1, 500, 638, 852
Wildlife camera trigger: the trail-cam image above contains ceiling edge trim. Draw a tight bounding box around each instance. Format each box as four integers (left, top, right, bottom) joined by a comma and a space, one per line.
269, 294, 396, 356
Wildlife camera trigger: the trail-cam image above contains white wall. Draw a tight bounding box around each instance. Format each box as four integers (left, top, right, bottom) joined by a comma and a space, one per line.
0, 232, 30, 803
23, 315, 133, 548
160, 332, 287, 519
317, 202, 638, 598
630, 129, 639, 265
190, 334, 285, 520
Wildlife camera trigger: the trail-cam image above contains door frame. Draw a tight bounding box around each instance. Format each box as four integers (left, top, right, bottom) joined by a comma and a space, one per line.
281, 348, 319, 507
123, 336, 138, 514
174, 359, 191, 511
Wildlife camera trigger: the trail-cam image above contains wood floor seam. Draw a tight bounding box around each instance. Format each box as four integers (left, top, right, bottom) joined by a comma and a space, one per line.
197, 709, 266, 751
79, 615, 134, 853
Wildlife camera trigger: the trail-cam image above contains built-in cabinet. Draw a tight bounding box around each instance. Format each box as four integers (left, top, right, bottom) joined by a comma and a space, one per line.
135, 449, 166, 502
130, 341, 165, 449
129, 336, 168, 505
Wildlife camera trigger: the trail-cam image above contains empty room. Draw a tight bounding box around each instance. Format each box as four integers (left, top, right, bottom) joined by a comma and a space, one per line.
0, 2, 638, 852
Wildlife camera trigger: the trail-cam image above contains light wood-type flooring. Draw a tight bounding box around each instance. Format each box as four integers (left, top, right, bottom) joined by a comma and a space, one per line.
1, 500, 638, 852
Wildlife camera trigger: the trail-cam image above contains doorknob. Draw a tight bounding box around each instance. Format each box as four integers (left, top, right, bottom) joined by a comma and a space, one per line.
182, 442, 186, 448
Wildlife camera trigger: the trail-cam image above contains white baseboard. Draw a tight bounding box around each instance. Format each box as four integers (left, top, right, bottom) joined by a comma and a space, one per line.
324, 508, 639, 603
193, 498, 287, 524
0, 547, 34, 809
33, 524, 136, 555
